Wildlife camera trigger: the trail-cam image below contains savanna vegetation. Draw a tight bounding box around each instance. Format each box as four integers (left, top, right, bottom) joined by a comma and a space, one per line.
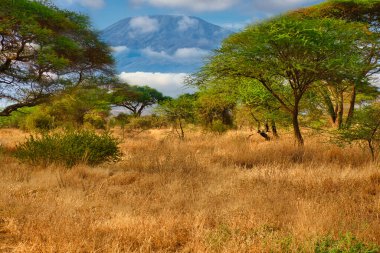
1, 0, 380, 252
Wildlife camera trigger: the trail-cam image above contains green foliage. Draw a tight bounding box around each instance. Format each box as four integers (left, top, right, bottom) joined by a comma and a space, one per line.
0, 106, 56, 131
314, 233, 379, 253
23, 107, 55, 132
158, 94, 196, 123
49, 85, 111, 128
238, 78, 291, 130
15, 130, 120, 167
0, 107, 34, 129
196, 84, 236, 128
0, 85, 111, 130
83, 111, 107, 129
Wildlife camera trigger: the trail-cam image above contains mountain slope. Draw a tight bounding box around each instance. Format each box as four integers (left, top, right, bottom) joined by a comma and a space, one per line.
101, 15, 233, 73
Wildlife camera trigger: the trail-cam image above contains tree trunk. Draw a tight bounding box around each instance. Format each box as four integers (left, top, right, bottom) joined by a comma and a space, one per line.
292, 100, 304, 146
265, 120, 270, 132
368, 140, 375, 161
346, 84, 356, 127
271, 119, 279, 138
250, 112, 261, 132
177, 119, 185, 140
258, 130, 270, 141
322, 92, 337, 125
336, 92, 344, 129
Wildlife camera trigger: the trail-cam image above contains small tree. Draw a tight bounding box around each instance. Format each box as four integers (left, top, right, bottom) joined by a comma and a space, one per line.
112, 84, 167, 116
157, 94, 196, 140
196, 87, 236, 131
337, 103, 380, 161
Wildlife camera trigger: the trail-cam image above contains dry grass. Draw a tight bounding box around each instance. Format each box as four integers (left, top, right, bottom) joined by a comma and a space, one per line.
1, 128, 380, 252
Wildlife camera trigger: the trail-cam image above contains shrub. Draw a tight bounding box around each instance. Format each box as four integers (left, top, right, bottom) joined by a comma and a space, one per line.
314, 233, 379, 253
15, 130, 120, 167
27, 113, 55, 132
126, 115, 168, 131
210, 120, 229, 134
83, 110, 107, 129
128, 116, 153, 130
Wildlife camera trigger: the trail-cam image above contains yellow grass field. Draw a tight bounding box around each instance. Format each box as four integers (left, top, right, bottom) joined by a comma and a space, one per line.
1, 128, 380, 252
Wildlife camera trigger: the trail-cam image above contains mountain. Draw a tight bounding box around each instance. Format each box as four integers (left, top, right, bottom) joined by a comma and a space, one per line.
101, 15, 233, 73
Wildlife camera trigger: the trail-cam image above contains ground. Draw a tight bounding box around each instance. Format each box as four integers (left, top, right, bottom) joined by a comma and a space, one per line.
0, 128, 379, 252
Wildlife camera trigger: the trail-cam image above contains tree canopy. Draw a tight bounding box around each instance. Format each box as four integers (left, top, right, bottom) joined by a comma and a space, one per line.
290, 0, 380, 127
111, 84, 167, 116
0, 0, 114, 116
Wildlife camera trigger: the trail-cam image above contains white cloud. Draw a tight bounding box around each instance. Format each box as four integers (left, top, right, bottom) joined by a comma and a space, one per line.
129, 16, 159, 37
56, 0, 105, 9
178, 16, 199, 31
110, 46, 129, 54
173, 47, 209, 59
118, 72, 195, 97
221, 18, 258, 31
131, 0, 238, 11
141, 47, 171, 59
253, 0, 313, 11
141, 47, 210, 62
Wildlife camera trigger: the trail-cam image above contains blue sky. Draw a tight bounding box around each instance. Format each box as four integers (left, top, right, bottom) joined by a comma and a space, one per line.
53, 0, 324, 30
52, 0, 325, 96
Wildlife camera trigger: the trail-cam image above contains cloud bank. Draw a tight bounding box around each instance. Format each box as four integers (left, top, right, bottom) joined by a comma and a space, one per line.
253, 0, 317, 12
128, 16, 160, 37
118, 72, 195, 97
178, 16, 199, 31
141, 47, 209, 62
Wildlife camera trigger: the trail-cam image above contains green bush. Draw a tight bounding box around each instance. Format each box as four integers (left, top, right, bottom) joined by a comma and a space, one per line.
126, 115, 168, 130
209, 120, 229, 134
83, 110, 107, 129
15, 130, 120, 167
314, 233, 379, 253
26, 113, 55, 132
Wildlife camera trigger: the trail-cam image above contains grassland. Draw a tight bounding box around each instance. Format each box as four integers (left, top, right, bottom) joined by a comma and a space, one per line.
0, 128, 379, 252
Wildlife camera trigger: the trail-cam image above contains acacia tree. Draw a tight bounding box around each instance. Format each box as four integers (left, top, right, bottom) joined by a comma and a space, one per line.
196, 16, 369, 146
292, 0, 380, 127
111, 84, 167, 117
0, 0, 114, 116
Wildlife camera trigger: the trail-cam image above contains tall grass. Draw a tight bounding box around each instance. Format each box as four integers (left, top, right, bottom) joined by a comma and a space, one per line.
0, 128, 379, 252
